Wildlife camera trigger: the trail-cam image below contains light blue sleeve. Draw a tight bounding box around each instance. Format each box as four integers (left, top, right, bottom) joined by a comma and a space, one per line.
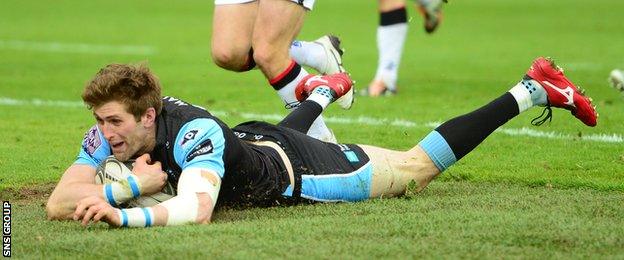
74, 125, 111, 168
173, 118, 226, 177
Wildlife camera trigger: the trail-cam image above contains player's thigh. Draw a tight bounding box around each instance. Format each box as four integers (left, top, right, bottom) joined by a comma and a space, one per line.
378, 0, 407, 12
251, 0, 306, 66
212, 2, 257, 64
359, 144, 440, 198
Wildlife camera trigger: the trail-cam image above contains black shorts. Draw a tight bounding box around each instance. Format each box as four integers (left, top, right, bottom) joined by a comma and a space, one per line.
233, 121, 373, 202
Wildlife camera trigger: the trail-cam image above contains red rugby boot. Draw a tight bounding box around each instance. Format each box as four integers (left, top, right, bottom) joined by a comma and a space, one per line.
525, 57, 597, 126
295, 73, 354, 109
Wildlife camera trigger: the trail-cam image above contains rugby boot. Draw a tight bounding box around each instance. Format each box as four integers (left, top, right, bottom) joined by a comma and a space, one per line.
360, 80, 397, 97
313, 35, 345, 75
417, 0, 446, 34
295, 73, 354, 109
525, 57, 597, 127
608, 69, 624, 96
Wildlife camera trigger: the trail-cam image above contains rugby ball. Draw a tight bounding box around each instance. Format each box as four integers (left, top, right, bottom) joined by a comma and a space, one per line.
95, 156, 176, 207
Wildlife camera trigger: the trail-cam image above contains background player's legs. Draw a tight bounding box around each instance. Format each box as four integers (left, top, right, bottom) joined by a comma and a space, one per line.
253, 0, 335, 142
366, 0, 408, 96
211, 3, 258, 71
252, 0, 304, 78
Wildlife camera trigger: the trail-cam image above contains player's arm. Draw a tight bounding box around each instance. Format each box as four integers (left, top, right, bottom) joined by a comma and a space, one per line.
74, 118, 226, 227
73, 167, 220, 227
46, 155, 167, 220
46, 164, 101, 220
47, 126, 167, 220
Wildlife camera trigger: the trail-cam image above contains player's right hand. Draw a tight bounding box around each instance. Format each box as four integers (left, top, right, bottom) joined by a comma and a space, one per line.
132, 153, 167, 195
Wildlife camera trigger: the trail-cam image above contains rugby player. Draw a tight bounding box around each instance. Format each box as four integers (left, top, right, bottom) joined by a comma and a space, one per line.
46, 57, 597, 227
363, 0, 446, 97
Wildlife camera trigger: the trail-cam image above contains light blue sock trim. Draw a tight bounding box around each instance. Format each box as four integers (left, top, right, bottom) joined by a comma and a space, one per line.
418, 131, 457, 171
104, 184, 117, 207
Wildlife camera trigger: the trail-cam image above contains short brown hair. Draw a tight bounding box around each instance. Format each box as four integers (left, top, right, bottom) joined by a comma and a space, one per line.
82, 63, 163, 119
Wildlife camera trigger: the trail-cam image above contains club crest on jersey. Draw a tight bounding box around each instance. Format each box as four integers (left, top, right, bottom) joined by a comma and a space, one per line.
83, 126, 101, 155
186, 139, 214, 162
181, 129, 199, 146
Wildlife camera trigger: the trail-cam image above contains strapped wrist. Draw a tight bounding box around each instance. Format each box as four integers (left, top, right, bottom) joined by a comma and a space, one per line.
103, 174, 142, 206
116, 207, 154, 228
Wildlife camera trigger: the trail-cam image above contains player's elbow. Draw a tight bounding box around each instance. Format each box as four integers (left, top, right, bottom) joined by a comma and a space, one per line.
45, 192, 76, 221
45, 199, 66, 220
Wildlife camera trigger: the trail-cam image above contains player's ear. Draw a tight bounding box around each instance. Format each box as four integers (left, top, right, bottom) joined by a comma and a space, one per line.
141, 107, 157, 127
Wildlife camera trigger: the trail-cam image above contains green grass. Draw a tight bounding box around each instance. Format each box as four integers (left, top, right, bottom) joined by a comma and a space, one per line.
1, 0, 624, 258
13, 181, 624, 258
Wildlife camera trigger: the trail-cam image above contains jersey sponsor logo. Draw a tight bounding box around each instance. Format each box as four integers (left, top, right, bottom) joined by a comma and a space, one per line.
83, 126, 101, 155
181, 129, 199, 146
186, 139, 214, 162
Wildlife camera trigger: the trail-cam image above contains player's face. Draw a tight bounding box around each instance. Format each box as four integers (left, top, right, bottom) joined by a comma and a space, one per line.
93, 101, 150, 161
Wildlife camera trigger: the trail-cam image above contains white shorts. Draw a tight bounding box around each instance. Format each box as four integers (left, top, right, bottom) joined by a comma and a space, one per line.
214, 0, 315, 10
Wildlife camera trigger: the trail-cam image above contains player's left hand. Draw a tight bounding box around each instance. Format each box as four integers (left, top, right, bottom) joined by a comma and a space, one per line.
73, 196, 120, 227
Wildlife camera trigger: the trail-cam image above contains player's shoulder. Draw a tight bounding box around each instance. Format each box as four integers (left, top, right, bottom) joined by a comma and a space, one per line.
81, 125, 108, 155
76, 125, 111, 166
175, 118, 225, 150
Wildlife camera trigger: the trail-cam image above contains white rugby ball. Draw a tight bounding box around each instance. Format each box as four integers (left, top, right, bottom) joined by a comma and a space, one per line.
95, 156, 176, 207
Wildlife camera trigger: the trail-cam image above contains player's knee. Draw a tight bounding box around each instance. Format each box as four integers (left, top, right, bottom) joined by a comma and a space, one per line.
251, 46, 280, 69
211, 48, 248, 71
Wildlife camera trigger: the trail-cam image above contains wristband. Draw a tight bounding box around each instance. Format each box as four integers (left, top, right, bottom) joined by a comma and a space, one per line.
103, 174, 142, 206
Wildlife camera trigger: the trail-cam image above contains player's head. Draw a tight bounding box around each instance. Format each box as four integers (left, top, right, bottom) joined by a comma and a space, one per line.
82, 63, 163, 161
82, 63, 163, 118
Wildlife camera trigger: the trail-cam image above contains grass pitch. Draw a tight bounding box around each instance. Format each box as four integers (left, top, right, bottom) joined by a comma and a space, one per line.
1, 0, 623, 258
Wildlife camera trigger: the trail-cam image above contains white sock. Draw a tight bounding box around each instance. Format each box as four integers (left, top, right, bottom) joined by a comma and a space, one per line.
276, 67, 310, 109
307, 86, 333, 109
273, 65, 336, 142
374, 23, 408, 91
307, 115, 336, 143
508, 79, 547, 113
290, 41, 326, 74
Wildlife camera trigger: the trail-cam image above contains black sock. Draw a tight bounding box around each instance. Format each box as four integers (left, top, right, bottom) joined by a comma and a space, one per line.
435, 92, 520, 160
277, 101, 323, 134
419, 92, 520, 171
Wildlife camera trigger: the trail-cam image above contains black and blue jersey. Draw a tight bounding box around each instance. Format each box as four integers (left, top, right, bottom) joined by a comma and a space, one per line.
76, 96, 374, 206
75, 96, 290, 206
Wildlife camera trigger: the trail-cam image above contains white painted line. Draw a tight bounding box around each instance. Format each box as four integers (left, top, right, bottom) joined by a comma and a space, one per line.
1, 97, 621, 144
0, 40, 156, 56
0, 97, 85, 108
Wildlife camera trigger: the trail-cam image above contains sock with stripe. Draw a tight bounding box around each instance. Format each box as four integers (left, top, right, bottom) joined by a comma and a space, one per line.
418, 92, 521, 171
374, 7, 408, 91
270, 60, 335, 141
